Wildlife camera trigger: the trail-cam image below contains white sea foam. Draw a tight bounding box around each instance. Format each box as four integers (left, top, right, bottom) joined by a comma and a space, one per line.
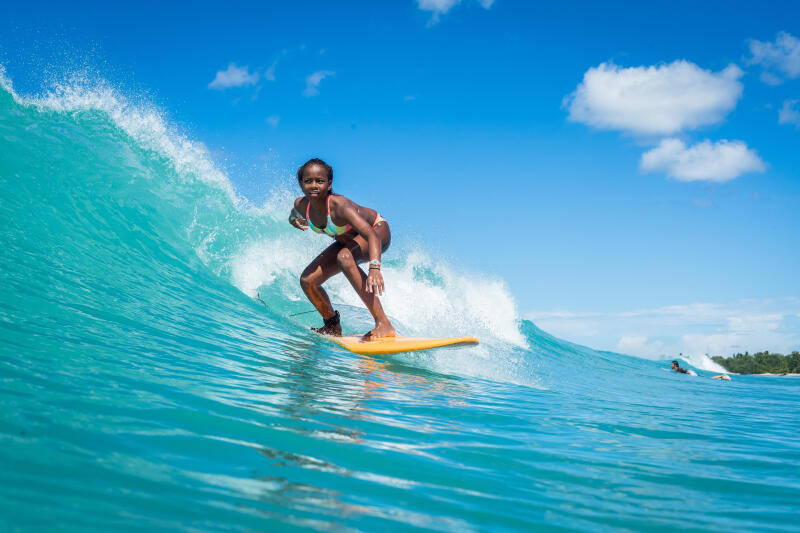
228, 226, 528, 351
0, 65, 15, 97
230, 235, 316, 300
226, 220, 541, 388
681, 350, 729, 373
1, 66, 238, 204
380, 251, 526, 347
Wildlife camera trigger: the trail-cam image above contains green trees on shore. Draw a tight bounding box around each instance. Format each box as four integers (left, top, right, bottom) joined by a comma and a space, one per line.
711, 351, 800, 374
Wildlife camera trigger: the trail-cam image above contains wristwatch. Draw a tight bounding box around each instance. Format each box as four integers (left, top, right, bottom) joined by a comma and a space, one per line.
368, 259, 381, 269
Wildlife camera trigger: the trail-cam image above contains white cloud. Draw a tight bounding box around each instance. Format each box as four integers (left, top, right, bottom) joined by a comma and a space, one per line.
760, 71, 783, 86
265, 115, 280, 127
564, 61, 744, 136
747, 31, 800, 83
617, 336, 669, 360
640, 138, 765, 182
617, 335, 648, 350
417, 0, 459, 14
208, 63, 260, 90
303, 70, 334, 97
617, 335, 656, 353
264, 61, 278, 82
416, 0, 494, 23
526, 298, 800, 370
726, 314, 783, 333
779, 99, 800, 127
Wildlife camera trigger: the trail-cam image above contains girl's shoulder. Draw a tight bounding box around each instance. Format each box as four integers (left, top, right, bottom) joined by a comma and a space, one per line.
329, 194, 360, 218
329, 193, 354, 210
293, 196, 307, 210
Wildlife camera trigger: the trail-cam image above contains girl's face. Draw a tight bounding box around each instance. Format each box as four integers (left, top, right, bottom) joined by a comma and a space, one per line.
299, 164, 331, 199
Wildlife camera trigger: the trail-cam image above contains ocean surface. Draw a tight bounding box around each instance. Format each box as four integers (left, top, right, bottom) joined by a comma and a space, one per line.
1, 71, 799, 532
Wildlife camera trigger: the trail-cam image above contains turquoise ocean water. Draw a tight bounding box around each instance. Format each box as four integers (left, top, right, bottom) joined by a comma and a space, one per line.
1, 71, 799, 532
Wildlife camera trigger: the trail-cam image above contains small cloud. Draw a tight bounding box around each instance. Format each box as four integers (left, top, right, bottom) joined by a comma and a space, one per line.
726, 313, 783, 333
617, 335, 651, 353
564, 60, 743, 136
746, 31, 800, 84
264, 61, 278, 82
760, 71, 783, 85
266, 115, 280, 127
303, 70, 334, 97
618, 336, 667, 359
417, 0, 460, 16
640, 138, 765, 183
250, 83, 266, 102
779, 99, 800, 127
416, 0, 494, 24
263, 48, 298, 82
403, 95, 416, 101
209, 63, 260, 90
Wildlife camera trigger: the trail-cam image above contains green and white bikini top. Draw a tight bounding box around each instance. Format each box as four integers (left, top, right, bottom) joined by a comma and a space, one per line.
306, 196, 353, 237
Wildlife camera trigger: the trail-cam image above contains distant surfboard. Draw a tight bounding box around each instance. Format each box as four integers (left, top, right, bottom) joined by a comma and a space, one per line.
329, 335, 479, 355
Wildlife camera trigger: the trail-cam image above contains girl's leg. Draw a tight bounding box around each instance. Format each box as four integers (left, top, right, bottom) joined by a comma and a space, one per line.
335, 225, 396, 339
300, 241, 345, 334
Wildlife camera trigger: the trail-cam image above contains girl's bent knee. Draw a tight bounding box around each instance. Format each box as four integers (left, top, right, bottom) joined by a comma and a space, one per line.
300, 275, 314, 290
336, 248, 355, 268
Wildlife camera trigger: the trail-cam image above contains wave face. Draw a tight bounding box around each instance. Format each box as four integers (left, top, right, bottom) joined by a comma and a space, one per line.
1, 73, 799, 531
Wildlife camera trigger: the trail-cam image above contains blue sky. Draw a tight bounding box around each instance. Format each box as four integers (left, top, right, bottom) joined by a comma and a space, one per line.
2, 0, 799, 360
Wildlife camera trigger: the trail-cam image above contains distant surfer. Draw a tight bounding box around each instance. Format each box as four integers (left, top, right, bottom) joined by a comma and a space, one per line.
671, 359, 729, 379
289, 158, 396, 340
671, 360, 697, 376
671, 360, 689, 374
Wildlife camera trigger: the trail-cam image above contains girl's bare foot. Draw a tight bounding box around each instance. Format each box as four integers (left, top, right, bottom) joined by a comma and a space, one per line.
362, 322, 396, 340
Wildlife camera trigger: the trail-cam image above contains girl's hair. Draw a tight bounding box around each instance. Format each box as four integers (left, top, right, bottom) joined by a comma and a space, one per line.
297, 158, 333, 185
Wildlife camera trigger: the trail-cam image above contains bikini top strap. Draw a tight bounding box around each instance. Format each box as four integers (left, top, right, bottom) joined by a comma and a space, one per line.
305, 199, 320, 233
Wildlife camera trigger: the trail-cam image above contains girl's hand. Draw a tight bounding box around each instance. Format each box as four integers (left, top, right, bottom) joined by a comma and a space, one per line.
366, 268, 385, 295
289, 211, 308, 230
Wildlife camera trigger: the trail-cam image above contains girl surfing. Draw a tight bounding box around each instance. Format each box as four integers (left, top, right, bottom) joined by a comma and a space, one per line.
289, 158, 396, 340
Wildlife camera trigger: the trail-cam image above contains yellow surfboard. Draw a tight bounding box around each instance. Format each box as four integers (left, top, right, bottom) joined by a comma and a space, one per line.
329, 335, 479, 355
